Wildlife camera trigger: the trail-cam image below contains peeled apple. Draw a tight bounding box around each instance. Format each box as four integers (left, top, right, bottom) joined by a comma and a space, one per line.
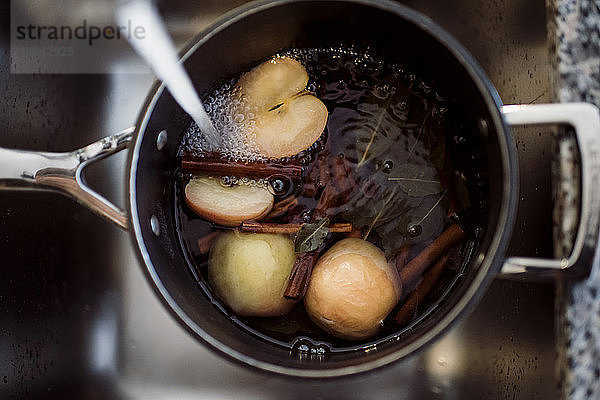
304, 238, 402, 340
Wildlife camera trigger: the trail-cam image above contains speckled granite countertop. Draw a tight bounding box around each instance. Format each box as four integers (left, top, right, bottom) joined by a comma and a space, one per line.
550, 1, 600, 399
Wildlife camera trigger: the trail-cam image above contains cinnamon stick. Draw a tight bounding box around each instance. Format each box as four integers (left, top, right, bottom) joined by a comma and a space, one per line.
399, 223, 466, 291
395, 254, 450, 326
394, 243, 410, 274
240, 221, 352, 234
265, 196, 299, 219
284, 252, 319, 300
347, 227, 363, 239
181, 155, 302, 180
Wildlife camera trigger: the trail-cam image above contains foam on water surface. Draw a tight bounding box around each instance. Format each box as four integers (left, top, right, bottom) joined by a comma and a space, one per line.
182, 81, 265, 162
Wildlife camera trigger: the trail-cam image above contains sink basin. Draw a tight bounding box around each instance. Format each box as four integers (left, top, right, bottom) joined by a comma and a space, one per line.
1, 0, 556, 398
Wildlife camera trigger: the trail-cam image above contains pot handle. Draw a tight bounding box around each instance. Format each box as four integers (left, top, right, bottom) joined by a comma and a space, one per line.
0, 127, 135, 230
500, 103, 600, 276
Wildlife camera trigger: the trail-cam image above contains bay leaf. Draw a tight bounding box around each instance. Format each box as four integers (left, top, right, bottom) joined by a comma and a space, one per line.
363, 187, 399, 239
294, 217, 330, 253
344, 185, 406, 230
354, 100, 404, 168
387, 163, 443, 197
355, 122, 392, 167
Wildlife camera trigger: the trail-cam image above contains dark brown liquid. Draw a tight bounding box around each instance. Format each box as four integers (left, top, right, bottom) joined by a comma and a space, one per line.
174, 47, 486, 354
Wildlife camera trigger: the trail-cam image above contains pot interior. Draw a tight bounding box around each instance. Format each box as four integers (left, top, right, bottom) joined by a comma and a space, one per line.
128, 0, 516, 377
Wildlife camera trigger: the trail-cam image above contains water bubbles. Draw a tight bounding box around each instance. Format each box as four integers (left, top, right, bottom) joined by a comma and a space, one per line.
220, 176, 234, 187
297, 343, 309, 352
373, 83, 393, 99
452, 135, 468, 145
218, 175, 271, 191
270, 178, 286, 194
181, 78, 265, 163
381, 160, 393, 173
308, 137, 324, 153
291, 338, 330, 359
407, 223, 422, 237
301, 210, 312, 223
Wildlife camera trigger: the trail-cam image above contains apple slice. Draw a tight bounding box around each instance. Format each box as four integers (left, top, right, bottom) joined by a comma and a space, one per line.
236, 56, 328, 158
252, 94, 328, 158
237, 56, 309, 110
185, 177, 274, 227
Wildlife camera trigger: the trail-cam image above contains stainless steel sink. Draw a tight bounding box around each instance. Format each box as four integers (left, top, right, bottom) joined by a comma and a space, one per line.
1, 0, 556, 398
